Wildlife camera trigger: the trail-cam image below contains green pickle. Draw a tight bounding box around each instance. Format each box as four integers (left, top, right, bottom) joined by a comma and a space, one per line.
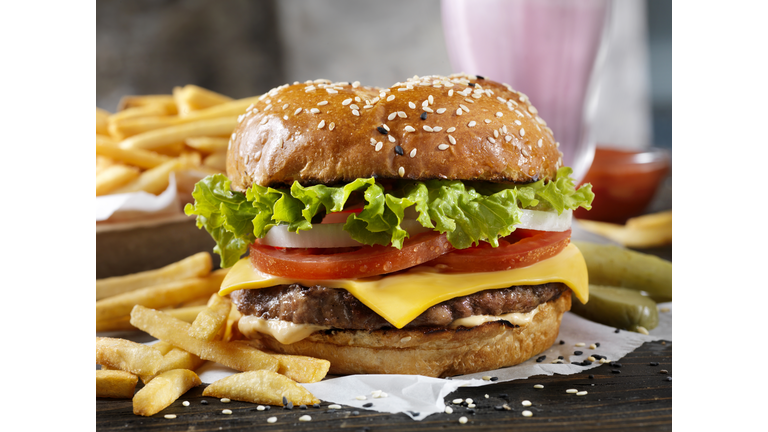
571, 284, 659, 332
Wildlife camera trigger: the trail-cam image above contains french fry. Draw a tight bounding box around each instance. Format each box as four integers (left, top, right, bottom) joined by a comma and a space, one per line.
96, 164, 141, 196
152, 341, 176, 356
132, 369, 201, 416
110, 95, 259, 138
185, 136, 229, 153
96, 305, 207, 332
189, 295, 232, 341
271, 353, 331, 384
130, 305, 279, 373
96, 139, 172, 170
96, 337, 164, 376
109, 157, 183, 195
140, 348, 207, 384
96, 370, 138, 399
202, 370, 320, 406
118, 94, 177, 114
576, 210, 672, 248
118, 116, 239, 151
203, 152, 227, 172
222, 300, 242, 342
96, 252, 212, 300
96, 155, 116, 176
97, 107, 111, 136
177, 84, 233, 115
96, 269, 227, 322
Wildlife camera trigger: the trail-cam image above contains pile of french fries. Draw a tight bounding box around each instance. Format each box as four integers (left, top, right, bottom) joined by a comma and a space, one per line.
96, 252, 328, 416
576, 210, 673, 248
96, 85, 256, 197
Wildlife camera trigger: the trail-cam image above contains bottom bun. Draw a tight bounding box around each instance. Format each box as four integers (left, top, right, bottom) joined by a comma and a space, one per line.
246, 290, 571, 377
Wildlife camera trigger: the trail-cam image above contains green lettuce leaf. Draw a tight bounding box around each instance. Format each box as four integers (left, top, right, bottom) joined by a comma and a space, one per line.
185, 168, 594, 267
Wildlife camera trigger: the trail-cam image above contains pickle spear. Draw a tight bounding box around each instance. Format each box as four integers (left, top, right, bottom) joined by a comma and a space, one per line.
573, 241, 672, 302
571, 284, 659, 332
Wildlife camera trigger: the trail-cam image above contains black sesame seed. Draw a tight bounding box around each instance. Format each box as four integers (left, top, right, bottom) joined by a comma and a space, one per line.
352, 411, 360, 416
610, 362, 622, 368
284, 401, 294, 410
313, 403, 321, 408
363, 403, 373, 408
498, 393, 508, 399
595, 342, 601, 347
490, 377, 499, 382
666, 376, 672, 381
409, 411, 420, 416
420, 112, 427, 120
536, 355, 546, 362
560, 340, 565, 345
593, 354, 605, 360
282, 396, 288, 406
476, 75, 485, 80
650, 362, 659, 366
614, 328, 621, 333
558, 355, 564, 360
574, 351, 583, 356
660, 370, 669, 374
300, 405, 308, 410
327, 409, 337, 414
200, 400, 208, 405
394, 145, 404, 156
494, 405, 504, 411
612, 369, 621, 374
377, 126, 388, 134
468, 82, 476, 87
265, 405, 271, 410
467, 408, 476, 415
588, 374, 595, 379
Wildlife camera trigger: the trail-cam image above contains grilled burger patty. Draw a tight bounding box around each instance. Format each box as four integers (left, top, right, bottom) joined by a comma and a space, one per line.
231, 283, 569, 330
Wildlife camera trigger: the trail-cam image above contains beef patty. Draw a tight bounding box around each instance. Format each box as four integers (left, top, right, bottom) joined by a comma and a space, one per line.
231, 283, 569, 330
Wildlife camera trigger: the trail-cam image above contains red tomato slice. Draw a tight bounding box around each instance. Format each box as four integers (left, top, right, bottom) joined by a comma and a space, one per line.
250, 231, 454, 280
425, 229, 571, 272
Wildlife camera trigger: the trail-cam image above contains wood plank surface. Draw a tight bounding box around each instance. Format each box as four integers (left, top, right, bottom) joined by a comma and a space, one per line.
97, 340, 671, 431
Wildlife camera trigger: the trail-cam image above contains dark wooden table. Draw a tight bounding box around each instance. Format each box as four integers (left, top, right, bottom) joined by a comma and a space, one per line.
97, 339, 671, 431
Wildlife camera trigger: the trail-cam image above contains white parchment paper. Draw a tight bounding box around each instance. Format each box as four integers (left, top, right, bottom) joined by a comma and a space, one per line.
96, 173, 180, 222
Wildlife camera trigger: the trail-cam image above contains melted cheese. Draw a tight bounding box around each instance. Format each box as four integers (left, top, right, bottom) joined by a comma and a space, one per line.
220, 243, 589, 329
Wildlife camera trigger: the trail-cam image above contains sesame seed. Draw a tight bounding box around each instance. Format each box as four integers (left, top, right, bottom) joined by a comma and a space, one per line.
482, 376, 492, 381
448, 89, 454, 96
456, 108, 462, 115
421, 112, 427, 120
388, 135, 396, 143
387, 95, 395, 102
394, 145, 404, 155
352, 81, 360, 88
538, 138, 543, 147
398, 167, 405, 177
528, 105, 538, 114
355, 395, 367, 401
520, 128, 525, 136
459, 416, 468, 424
422, 100, 429, 108
445, 406, 453, 414
183, 401, 190, 407
388, 112, 397, 121
589, 344, 597, 349
566, 389, 578, 394
423, 106, 434, 113
459, 104, 470, 112
221, 398, 231, 403
164, 414, 176, 419
433, 126, 442, 132
350, 104, 359, 110
382, 124, 390, 131
447, 127, 456, 133
409, 102, 416, 109
468, 121, 476, 127
493, 130, 499, 138
352, 109, 360, 116
267, 416, 277, 423
484, 119, 491, 124
256, 405, 265, 411
398, 111, 407, 118
515, 109, 524, 117
488, 137, 496, 144
398, 87, 410, 92
423, 125, 433, 132
282, 115, 288, 120
438, 144, 450, 150
409, 148, 417, 158
574, 351, 583, 355
447, 135, 456, 145
318, 120, 325, 129
453, 399, 463, 404
464, 98, 475, 104
522, 400, 532, 407
328, 404, 342, 409
404, 125, 416, 132
317, 101, 328, 106
342, 98, 352, 106
222, 409, 232, 415
522, 410, 533, 417
299, 415, 312, 422
534, 384, 544, 389
575, 342, 586, 347
326, 88, 338, 94
505, 135, 512, 142
377, 126, 388, 134
329, 122, 335, 131
636, 326, 649, 335
496, 111, 503, 117
436, 108, 446, 114
370, 137, 376, 144
375, 142, 383, 152
294, 107, 302, 115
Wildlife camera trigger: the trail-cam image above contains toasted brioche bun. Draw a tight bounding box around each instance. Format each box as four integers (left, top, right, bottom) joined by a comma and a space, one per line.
243, 291, 570, 378
226, 74, 563, 191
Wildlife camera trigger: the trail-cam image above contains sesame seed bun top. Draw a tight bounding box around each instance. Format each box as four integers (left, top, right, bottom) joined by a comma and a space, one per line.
226, 74, 563, 191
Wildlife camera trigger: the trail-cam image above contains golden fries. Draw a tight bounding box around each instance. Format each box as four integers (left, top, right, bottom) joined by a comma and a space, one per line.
130, 305, 279, 373
96, 370, 138, 399
271, 353, 331, 384
97, 107, 111, 136
577, 210, 672, 248
203, 152, 227, 172
140, 348, 207, 384
202, 370, 320, 406
185, 136, 229, 153
96, 164, 140, 196
96, 252, 212, 300
189, 295, 232, 342
96, 337, 164, 376
96, 139, 173, 170
133, 369, 201, 416
96, 304, 207, 332
118, 116, 239, 151
175, 84, 233, 117
118, 94, 177, 113
96, 269, 227, 322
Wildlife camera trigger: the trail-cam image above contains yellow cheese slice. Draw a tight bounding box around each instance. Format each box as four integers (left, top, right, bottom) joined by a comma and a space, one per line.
220, 243, 589, 329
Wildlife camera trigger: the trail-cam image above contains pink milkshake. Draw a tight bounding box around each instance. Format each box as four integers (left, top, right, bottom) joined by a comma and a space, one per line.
441, 0, 610, 182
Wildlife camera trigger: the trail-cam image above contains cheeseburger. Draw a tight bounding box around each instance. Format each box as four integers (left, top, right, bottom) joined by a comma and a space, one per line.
185, 74, 594, 377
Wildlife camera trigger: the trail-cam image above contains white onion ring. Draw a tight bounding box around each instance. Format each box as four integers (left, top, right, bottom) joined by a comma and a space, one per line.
260, 209, 571, 248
